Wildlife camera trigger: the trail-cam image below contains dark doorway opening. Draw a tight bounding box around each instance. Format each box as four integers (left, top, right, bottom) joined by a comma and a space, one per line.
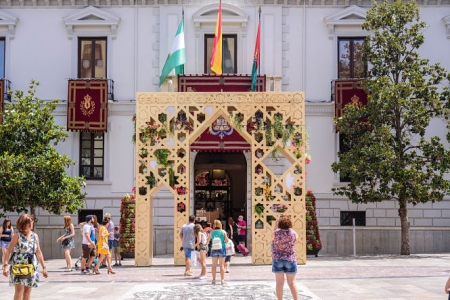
194, 152, 247, 224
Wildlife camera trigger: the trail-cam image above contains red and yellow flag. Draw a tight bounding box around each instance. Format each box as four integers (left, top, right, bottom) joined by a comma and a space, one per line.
210, 0, 222, 75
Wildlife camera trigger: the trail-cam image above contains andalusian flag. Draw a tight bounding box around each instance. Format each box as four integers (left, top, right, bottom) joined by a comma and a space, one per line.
210, 0, 223, 75
251, 20, 261, 92
159, 18, 186, 86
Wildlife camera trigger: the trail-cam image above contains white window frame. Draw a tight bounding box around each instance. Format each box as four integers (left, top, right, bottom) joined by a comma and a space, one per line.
63, 6, 120, 79
325, 5, 368, 184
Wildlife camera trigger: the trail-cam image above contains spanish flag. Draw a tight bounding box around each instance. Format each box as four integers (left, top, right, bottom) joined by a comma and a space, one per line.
210, 0, 222, 75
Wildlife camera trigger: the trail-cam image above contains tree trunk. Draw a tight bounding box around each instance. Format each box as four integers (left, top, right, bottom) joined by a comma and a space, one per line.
398, 199, 410, 255
30, 206, 37, 231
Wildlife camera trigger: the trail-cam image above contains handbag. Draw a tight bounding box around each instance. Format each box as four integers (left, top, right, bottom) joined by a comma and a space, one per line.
226, 240, 235, 256
102, 240, 109, 251
12, 264, 34, 279
12, 234, 36, 280
62, 238, 70, 247
100, 226, 109, 251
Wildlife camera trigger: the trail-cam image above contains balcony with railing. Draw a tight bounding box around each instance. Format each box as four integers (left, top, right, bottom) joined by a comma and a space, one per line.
160, 75, 282, 92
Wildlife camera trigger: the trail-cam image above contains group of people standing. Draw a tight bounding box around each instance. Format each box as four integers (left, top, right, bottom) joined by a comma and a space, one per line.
0, 213, 122, 300
180, 214, 299, 300
179, 215, 247, 285
0, 212, 299, 300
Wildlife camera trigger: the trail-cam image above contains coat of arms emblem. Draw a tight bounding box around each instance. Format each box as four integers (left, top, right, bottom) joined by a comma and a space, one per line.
209, 115, 234, 139
80, 93, 96, 116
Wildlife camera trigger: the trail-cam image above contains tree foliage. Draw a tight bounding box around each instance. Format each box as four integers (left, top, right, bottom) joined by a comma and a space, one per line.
331, 0, 450, 255
0, 80, 86, 222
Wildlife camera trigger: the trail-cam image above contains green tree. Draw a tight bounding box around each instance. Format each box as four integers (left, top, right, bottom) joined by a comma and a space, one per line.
332, 0, 450, 255
0, 80, 86, 223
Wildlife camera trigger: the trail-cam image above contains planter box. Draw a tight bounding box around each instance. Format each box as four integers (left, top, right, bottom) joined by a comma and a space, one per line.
307, 249, 320, 257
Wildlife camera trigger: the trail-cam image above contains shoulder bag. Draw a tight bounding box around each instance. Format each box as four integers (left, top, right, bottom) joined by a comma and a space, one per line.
12, 235, 35, 280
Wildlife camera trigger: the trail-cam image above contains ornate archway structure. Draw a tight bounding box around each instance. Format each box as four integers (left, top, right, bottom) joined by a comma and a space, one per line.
135, 92, 306, 266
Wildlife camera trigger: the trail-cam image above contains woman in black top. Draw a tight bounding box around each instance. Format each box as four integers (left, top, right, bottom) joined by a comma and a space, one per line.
0, 219, 14, 258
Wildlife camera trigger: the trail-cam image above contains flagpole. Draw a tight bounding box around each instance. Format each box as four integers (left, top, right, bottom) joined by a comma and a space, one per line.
258, 6, 261, 77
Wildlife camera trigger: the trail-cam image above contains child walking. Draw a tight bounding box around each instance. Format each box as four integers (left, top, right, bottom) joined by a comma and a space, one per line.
193, 224, 208, 280
113, 226, 122, 266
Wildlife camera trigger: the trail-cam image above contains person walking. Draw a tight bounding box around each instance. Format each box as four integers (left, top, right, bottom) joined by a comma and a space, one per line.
92, 217, 115, 275
179, 215, 195, 276
56, 216, 75, 271
236, 215, 247, 246
225, 217, 237, 273
100, 213, 114, 269
113, 226, 122, 266
0, 219, 14, 259
2, 214, 48, 300
193, 224, 208, 280
80, 215, 96, 274
272, 215, 299, 300
207, 219, 229, 285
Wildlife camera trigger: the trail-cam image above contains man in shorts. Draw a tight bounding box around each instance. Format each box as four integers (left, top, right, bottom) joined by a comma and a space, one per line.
81, 215, 96, 274
179, 215, 195, 276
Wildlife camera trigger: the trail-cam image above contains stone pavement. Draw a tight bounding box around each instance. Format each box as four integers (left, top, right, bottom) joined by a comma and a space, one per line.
0, 253, 448, 299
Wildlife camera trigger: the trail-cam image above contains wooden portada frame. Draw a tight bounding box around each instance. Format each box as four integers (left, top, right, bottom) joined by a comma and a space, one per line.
135, 92, 306, 266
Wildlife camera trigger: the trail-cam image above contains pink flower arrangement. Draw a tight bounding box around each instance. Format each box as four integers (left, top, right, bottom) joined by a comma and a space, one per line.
175, 186, 188, 195
177, 202, 186, 213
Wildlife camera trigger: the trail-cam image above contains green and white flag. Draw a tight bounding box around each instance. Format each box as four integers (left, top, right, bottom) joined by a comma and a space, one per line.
159, 18, 186, 86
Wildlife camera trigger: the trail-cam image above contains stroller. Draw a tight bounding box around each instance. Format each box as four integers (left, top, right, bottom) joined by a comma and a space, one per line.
74, 256, 98, 270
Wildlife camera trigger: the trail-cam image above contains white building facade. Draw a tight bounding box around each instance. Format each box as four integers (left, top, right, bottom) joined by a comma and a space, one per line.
0, 0, 449, 259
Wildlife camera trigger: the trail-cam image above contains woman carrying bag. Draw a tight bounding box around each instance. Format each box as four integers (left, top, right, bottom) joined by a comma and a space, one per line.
2, 214, 48, 300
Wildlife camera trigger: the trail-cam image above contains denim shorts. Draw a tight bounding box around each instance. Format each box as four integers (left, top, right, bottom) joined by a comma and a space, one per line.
210, 248, 226, 258
184, 248, 193, 259
272, 259, 298, 274
0, 241, 10, 249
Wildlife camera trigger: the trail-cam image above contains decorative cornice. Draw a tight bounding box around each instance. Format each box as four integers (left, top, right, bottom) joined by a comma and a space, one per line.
55, 99, 329, 116
62, 6, 121, 40
305, 102, 334, 117
324, 5, 367, 39
54, 101, 135, 116
192, 3, 249, 37
0, 10, 18, 40
0, 1, 448, 8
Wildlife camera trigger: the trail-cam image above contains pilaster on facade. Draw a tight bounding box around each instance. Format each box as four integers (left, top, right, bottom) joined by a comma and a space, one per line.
281, 7, 289, 89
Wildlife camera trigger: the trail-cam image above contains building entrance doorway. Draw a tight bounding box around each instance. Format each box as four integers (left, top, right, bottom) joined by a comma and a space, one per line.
194, 152, 247, 225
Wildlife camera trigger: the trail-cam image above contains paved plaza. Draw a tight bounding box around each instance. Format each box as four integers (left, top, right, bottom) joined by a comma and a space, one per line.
0, 253, 448, 299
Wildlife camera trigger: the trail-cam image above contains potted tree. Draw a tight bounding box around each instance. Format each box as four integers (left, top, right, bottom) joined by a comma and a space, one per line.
306, 189, 322, 256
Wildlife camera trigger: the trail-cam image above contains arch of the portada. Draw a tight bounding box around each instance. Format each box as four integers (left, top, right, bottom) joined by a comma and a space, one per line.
135, 92, 306, 266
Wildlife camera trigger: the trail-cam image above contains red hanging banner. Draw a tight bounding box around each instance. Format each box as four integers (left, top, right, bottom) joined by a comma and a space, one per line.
334, 79, 368, 119
67, 79, 108, 132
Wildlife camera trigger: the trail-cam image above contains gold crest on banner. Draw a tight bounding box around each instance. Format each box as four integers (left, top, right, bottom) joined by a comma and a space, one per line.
80, 94, 96, 116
